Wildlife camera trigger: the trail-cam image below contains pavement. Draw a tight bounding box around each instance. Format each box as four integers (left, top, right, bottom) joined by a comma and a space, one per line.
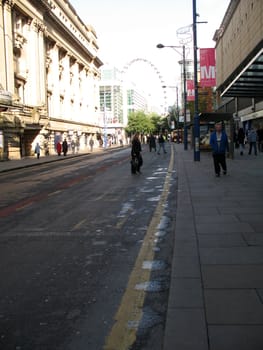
1, 143, 263, 350
164, 144, 263, 350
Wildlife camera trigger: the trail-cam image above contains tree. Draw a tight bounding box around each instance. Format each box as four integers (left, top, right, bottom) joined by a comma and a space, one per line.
125, 110, 155, 135
187, 86, 215, 121
149, 113, 168, 133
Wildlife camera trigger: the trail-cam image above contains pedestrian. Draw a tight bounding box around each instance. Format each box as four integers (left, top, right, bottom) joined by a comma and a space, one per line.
62, 139, 68, 156
34, 142, 41, 159
209, 122, 229, 177
89, 137, 94, 152
148, 134, 156, 152
247, 127, 257, 155
157, 133, 167, 154
131, 132, 143, 174
71, 140, 75, 154
237, 127, 245, 155
76, 139, 80, 153
56, 142, 62, 156
257, 127, 263, 152
44, 141, 49, 156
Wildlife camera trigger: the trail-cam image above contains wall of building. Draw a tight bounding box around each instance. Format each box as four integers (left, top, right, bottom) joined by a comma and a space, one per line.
0, 0, 103, 160
215, 0, 263, 88
214, 0, 263, 134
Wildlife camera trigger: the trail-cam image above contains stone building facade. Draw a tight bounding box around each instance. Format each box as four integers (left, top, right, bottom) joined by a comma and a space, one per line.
0, 0, 103, 160
214, 0, 263, 131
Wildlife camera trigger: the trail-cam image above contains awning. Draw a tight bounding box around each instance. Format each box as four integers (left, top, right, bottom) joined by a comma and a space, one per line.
199, 112, 233, 123
221, 47, 263, 98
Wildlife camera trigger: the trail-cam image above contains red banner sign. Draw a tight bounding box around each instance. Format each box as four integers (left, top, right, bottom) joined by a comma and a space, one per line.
187, 80, 195, 101
200, 48, 216, 87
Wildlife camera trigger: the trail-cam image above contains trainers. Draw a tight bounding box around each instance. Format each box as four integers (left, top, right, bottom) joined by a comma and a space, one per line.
216, 173, 220, 177
223, 171, 227, 175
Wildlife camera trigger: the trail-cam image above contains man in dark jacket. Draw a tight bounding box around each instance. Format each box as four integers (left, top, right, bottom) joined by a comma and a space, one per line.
131, 133, 142, 174
237, 127, 245, 155
148, 134, 156, 152
157, 133, 167, 154
210, 122, 229, 177
62, 139, 68, 156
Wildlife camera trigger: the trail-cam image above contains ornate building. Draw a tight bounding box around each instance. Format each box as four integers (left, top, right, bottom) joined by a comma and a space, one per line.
0, 0, 103, 160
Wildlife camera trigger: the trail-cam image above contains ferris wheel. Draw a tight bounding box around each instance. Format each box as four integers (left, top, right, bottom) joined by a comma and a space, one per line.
121, 58, 168, 115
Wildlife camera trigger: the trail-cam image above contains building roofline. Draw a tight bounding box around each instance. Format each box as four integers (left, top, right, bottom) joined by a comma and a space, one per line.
213, 0, 240, 44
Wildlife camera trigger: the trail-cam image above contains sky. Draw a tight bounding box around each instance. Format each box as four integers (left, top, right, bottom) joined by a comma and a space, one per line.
70, 0, 230, 108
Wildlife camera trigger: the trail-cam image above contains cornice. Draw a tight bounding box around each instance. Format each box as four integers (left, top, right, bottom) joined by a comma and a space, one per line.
213, 0, 240, 43
32, 18, 46, 33
2, 0, 14, 9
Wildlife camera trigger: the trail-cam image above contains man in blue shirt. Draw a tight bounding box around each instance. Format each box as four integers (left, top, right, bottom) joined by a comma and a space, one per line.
210, 122, 229, 177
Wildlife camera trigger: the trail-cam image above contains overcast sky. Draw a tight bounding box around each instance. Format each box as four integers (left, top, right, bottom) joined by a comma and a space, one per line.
70, 0, 230, 107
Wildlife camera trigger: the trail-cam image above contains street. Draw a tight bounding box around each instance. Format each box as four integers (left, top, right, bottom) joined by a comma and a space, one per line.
0, 144, 177, 350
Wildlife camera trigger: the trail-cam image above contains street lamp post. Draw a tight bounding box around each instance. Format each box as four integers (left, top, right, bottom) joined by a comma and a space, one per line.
101, 86, 108, 149
182, 45, 187, 150
175, 86, 179, 143
162, 85, 179, 142
103, 89, 107, 149
157, 43, 188, 150
193, 0, 200, 161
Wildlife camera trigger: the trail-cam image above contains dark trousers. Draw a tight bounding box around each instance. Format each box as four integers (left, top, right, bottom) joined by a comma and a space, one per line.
248, 142, 257, 155
213, 154, 227, 175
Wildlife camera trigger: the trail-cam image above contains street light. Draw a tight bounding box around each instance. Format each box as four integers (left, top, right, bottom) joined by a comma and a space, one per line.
103, 87, 107, 149
162, 85, 179, 143
192, 0, 200, 161
191, 0, 207, 161
157, 43, 188, 150
100, 85, 109, 149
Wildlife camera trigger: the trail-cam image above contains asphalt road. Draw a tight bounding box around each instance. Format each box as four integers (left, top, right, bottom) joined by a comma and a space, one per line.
0, 144, 177, 350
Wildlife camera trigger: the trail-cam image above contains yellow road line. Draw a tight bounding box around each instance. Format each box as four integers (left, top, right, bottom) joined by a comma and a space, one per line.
103, 146, 174, 350
115, 216, 129, 229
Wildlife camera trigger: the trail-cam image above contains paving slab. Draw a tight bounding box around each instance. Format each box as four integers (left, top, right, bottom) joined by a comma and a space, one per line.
172, 255, 201, 278
168, 278, 203, 308
208, 325, 263, 350
195, 214, 240, 223
204, 289, 263, 323
163, 308, 208, 350
198, 233, 247, 247
200, 247, 263, 264
202, 265, 263, 288
218, 206, 263, 214
174, 240, 199, 256
196, 222, 254, 234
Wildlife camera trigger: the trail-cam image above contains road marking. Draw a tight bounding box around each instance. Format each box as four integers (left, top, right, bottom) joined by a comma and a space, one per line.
72, 218, 87, 231
115, 216, 128, 229
103, 146, 174, 350
15, 202, 33, 211
48, 190, 62, 197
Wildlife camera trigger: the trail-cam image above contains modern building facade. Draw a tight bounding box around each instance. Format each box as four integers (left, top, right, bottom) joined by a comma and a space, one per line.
99, 66, 124, 144
0, 0, 103, 160
214, 0, 263, 131
99, 65, 149, 145
126, 84, 148, 115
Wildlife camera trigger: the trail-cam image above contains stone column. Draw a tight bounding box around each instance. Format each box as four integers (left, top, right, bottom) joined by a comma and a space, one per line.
2, 0, 14, 93
26, 18, 46, 106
